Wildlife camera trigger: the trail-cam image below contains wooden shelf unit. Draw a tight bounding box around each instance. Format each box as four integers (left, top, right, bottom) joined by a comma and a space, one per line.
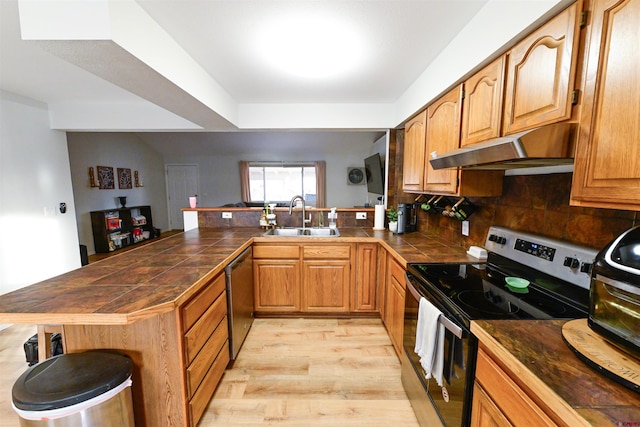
90, 205, 154, 253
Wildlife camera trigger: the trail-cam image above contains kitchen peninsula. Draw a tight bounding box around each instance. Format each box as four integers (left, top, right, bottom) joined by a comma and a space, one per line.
0, 226, 460, 427
0, 227, 637, 426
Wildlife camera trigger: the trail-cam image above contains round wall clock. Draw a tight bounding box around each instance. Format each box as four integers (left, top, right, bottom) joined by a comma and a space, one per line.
347, 167, 365, 185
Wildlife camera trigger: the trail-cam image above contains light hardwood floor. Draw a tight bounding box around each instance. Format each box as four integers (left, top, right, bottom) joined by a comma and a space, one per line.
0, 318, 419, 426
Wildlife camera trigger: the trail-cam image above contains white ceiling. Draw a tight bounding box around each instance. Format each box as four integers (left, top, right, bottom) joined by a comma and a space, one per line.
1, 0, 569, 141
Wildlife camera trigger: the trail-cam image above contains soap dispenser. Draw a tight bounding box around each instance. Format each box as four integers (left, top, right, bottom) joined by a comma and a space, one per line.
328, 208, 337, 229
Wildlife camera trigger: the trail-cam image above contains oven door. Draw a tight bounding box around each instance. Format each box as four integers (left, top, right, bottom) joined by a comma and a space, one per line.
403, 273, 477, 427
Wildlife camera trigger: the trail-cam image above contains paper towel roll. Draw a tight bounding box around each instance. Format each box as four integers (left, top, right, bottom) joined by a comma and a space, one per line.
374, 205, 385, 230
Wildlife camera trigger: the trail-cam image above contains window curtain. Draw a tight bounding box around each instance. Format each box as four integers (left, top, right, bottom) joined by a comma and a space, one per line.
239, 161, 251, 202
315, 160, 326, 208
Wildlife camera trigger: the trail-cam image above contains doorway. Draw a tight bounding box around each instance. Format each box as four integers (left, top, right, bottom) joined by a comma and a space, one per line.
166, 164, 198, 230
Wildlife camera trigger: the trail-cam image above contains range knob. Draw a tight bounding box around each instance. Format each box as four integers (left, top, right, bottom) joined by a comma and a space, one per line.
563, 256, 580, 269
580, 262, 593, 274
489, 234, 506, 244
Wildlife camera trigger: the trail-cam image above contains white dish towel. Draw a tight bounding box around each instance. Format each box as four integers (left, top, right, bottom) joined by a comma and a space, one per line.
414, 297, 445, 386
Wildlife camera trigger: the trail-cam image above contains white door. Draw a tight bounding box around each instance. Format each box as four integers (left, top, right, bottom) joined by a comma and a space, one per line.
166, 164, 198, 230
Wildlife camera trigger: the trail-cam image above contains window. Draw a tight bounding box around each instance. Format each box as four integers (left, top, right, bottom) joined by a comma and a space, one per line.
240, 161, 326, 207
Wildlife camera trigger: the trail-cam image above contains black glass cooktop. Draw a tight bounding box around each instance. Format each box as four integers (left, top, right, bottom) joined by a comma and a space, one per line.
408, 253, 589, 322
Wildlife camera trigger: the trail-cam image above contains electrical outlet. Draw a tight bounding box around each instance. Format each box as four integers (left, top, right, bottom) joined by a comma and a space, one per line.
222, 212, 233, 219
356, 212, 367, 220
462, 220, 470, 236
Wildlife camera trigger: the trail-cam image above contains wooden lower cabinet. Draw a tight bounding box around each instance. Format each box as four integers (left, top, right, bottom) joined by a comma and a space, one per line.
352, 243, 379, 312
471, 346, 558, 427
303, 259, 351, 312
180, 272, 230, 427
378, 246, 388, 322
471, 382, 512, 427
254, 259, 302, 312
302, 244, 352, 312
385, 255, 406, 357
253, 244, 302, 312
63, 271, 230, 427
254, 243, 358, 314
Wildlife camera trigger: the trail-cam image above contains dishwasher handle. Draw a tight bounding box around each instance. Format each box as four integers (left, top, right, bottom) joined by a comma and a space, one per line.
225, 247, 252, 275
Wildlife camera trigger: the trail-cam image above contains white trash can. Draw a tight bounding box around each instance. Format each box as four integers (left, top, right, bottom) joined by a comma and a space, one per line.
12, 351, 134, 426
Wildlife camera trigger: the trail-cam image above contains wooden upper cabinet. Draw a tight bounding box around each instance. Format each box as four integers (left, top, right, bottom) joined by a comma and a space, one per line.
424, 85, 463, 194
402, 110, 427, 192
502, 3, 580, 135
461, 57, 506, 146
402, 85, 503, 197
571, 0, 640, 210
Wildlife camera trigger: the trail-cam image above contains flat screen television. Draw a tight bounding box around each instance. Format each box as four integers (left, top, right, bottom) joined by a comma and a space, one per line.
364, 153, 385, 195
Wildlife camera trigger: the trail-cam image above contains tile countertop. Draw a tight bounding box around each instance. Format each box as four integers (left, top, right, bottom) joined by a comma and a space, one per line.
0, 227, 474, 325
471, 320, 640, 426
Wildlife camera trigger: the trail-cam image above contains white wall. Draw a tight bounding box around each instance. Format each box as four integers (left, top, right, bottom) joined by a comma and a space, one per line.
0, 91, 81, 327
66, 132, 169, 255
160, 133, 384, 208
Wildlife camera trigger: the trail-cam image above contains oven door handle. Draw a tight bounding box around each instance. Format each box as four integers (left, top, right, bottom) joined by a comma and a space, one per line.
406, 274, 464, 339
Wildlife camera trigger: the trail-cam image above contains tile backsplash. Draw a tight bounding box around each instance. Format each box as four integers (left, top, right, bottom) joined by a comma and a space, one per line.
411, 173, 638, 250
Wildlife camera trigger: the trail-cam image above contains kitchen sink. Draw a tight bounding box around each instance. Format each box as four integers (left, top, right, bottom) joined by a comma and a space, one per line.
263, 227, 340, 237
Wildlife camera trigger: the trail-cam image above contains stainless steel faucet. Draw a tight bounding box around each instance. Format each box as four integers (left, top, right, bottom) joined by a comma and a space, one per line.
288, 195, 309, 228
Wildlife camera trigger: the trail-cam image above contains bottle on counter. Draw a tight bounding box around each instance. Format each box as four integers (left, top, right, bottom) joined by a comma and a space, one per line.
267, 203, 277, 227
329, 207, 337, 229
259, 208, 268, 228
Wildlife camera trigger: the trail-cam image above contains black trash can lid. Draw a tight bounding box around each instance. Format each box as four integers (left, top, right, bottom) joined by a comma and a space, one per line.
12, 351, 132, 411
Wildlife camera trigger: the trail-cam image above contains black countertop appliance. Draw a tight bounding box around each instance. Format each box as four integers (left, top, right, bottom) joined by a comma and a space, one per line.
589, 226, 640, 356
397, 203, 417, 234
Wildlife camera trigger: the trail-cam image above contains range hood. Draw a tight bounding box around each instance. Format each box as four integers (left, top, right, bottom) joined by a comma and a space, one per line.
429, 122, 578, 170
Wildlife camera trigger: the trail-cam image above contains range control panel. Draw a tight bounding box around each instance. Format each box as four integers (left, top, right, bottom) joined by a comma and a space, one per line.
485, 226, 598, 290
514, 238, 556, 261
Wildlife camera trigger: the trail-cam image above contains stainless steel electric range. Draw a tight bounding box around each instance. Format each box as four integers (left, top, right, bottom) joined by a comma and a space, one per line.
402, 226, 598, 427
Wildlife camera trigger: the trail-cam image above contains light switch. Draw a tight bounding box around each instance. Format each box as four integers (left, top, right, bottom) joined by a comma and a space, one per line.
462, 221, 469, 236
222, 212, 233, 219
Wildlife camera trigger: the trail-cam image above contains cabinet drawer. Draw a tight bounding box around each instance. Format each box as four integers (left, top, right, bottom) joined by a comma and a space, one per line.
184, 291, 227, 365
189, 340, 230, 427
476, 348, 556, 426
182, 273, 226, 333
303, 245, 351, 259
253, 245, 300, 259
186, 315, 228, 398
388, 257, 405, 289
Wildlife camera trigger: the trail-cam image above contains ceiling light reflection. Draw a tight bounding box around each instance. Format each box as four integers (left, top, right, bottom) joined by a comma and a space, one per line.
257, 13, 365, 79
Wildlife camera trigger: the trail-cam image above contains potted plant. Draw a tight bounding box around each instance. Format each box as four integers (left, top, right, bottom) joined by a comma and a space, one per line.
387, 207, 398, 233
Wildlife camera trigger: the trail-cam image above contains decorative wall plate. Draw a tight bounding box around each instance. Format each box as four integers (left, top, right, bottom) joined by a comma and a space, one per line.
347, 167, 365, 185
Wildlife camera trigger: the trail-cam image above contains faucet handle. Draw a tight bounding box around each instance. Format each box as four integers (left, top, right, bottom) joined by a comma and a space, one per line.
305, 213, 312, 224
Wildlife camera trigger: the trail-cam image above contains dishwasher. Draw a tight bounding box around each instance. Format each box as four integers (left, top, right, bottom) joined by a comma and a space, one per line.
224, 246, 254, 363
